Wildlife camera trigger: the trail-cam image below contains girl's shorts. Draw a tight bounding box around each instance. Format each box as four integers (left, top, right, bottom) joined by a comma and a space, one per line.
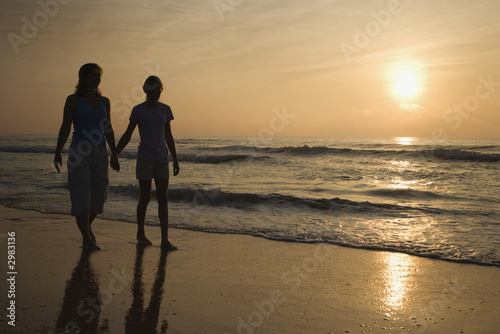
136, 158, 169, 180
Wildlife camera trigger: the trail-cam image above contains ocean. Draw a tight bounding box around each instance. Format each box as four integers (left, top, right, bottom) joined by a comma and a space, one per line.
0, 134, 499, 266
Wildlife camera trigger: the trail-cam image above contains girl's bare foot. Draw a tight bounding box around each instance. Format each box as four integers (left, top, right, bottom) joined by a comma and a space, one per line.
161, 240, 177, 251
137, 234, 153, 246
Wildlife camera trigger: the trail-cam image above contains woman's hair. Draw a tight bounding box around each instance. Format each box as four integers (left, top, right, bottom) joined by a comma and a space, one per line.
75, 63, 103, 96
143, 75, 163, 93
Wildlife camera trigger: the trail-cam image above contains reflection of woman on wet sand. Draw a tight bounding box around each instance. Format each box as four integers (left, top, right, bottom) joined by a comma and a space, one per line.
55, 249, 109, 334
125, 245, 169, 333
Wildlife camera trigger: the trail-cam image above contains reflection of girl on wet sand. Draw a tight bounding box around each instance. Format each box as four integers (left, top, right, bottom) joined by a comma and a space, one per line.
54, 249, 109, 334
125, 245, 169, 333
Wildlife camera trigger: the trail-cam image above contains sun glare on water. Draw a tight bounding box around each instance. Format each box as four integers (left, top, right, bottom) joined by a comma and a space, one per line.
396, 137, 414, 145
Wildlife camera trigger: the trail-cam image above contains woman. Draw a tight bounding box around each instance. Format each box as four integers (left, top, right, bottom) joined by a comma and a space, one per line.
54, 63, 120, 250
116, 75, 179, 250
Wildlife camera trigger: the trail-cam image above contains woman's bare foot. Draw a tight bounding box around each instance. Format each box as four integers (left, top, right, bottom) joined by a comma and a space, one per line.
89, 229, 96, 243
82, 241, 100, 251
137, 234, 153, 246
161, 240, 177, 251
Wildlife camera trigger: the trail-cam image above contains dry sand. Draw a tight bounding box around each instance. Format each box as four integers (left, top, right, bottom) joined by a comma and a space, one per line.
1, 205, 499, 334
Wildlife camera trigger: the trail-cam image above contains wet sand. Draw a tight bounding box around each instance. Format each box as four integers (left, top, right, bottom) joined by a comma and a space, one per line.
1, 205, 499, 334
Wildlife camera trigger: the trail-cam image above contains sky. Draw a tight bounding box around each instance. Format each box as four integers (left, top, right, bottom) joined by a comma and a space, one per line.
0, 0, 499, 138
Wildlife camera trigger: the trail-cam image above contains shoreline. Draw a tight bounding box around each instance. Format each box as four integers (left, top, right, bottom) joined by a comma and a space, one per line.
1, 205, 500, 333
4, 204, 499, 269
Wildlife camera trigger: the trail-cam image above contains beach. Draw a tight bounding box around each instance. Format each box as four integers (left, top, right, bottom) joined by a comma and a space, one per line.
1, 205, 499, 334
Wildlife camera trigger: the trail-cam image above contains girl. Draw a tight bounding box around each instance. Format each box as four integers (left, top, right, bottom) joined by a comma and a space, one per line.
116, 76, 179, 250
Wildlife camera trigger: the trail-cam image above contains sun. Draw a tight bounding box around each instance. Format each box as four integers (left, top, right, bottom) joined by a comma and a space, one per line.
394, 70, 418, 98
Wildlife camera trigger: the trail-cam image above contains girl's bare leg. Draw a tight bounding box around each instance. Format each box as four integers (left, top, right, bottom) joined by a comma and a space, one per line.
155, 177, 177, 250
137, 180, 153, 245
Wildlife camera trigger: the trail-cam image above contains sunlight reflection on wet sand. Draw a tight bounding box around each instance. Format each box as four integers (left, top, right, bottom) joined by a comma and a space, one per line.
380, 252, 414, 312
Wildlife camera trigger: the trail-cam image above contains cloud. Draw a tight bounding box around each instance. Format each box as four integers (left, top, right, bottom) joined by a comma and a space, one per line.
399, 103, 426, 113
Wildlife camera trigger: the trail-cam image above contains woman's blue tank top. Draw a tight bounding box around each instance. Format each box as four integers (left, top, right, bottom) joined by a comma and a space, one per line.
71, 96, 106, 147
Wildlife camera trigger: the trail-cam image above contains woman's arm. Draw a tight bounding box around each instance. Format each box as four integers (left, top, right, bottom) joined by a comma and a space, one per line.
54, 95, 76, 173
165, 121, 179, 176
103, 97, 120, 171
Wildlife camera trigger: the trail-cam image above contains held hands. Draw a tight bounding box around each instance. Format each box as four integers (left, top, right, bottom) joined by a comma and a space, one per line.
110, 153, 120, 172
173, 161, 180, 176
